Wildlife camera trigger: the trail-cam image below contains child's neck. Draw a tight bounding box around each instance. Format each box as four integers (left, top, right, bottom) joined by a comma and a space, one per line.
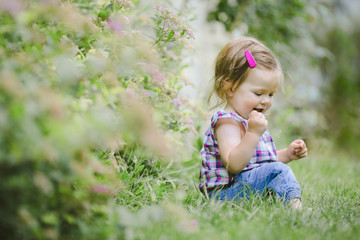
223, 104, 237, 115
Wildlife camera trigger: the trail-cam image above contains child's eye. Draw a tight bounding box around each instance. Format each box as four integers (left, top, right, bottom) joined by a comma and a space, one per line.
254, 92, 262, 96
269, 93, 274, 97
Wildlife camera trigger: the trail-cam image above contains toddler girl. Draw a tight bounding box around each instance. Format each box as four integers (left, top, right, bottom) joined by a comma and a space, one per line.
199, 37, 307, 209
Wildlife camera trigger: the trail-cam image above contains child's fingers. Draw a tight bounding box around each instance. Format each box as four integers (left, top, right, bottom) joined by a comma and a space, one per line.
294, 139, 305, 147
298, 151, 307, 158
296, 148, 307, 157
294, 144, 304, 151
297, 148, 307, 155
294, 140, 306, 149
294, 144, 306, 152
291, 140, 307, 158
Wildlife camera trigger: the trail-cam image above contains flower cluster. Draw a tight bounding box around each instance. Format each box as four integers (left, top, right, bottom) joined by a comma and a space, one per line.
138, 62, 166, 83
112, 0, 135, 10
153, 5, 194, 46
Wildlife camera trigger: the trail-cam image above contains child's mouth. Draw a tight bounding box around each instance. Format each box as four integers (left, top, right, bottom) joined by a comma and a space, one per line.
253, 108, 264, 113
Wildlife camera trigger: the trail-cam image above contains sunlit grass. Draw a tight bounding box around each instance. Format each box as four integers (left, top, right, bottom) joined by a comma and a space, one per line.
121, 146, 360, 240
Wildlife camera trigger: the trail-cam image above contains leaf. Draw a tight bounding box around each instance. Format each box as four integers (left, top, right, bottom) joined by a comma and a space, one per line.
98, 8, 110, 21
134, 164, 145, 174
41, 212, 58, 226
168, 30, 175, 39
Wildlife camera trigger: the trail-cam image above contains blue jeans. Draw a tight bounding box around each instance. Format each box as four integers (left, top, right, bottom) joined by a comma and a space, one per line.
208, 162, 301, 205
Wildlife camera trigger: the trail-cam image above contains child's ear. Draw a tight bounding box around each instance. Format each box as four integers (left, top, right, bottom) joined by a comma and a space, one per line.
223, 78, 234, 97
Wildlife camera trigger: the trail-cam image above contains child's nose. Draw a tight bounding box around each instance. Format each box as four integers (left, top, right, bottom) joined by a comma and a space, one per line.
261, 96, 271, 105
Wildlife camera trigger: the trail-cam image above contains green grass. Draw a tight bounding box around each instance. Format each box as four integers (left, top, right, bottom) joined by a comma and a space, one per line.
117, 146, 360, 240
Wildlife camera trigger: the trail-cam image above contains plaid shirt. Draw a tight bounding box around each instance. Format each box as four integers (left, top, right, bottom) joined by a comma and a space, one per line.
199, 110, 278, 190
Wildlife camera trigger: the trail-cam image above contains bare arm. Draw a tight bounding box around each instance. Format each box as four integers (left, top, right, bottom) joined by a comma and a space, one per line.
215, 111, 267, 174
277, 149, 291, 164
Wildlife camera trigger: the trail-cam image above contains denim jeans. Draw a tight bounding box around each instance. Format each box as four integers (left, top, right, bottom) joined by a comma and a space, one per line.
208, 162, 301, 205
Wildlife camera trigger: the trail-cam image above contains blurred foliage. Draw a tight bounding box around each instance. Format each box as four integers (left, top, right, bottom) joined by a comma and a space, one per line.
0, 0, 203, 239
319, 28, 360, 156
207, 0, 360, 156
207, 0, 307, 46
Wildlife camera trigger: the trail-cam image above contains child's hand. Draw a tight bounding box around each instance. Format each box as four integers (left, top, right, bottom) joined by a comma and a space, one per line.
287, 139, 307, 161
248, 110, 268, 137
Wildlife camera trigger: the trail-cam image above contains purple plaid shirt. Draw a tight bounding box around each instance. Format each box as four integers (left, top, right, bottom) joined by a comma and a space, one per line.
199, 110, 278, 190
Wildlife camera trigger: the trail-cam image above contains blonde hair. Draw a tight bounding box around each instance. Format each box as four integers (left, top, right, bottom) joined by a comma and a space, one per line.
208, 36, 283, 109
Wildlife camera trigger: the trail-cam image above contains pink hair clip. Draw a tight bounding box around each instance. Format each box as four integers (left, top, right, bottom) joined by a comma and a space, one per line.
245, 50, 256, 68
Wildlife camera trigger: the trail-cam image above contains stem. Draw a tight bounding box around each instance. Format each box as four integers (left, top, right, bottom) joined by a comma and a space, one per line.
152, 29, 169, 47
152, 17, 169, 47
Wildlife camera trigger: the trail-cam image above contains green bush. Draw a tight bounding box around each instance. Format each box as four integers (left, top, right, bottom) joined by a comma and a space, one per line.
0, 0, 202, 238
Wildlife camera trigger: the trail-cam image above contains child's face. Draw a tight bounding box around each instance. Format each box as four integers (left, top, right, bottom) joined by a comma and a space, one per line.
225, 68, 281, 120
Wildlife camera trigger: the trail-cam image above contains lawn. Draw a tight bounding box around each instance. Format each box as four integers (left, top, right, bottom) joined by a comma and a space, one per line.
118, 144, 360, 240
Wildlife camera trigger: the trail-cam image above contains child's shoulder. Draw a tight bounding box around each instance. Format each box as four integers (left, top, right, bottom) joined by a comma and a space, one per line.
211, 110, 246, 127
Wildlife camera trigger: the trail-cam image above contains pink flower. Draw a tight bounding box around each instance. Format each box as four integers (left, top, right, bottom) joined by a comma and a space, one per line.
0, 0, 24, 16
118, 0, 135, 9
107, 18, 123, 35
153, 71, 165, 83
138, 62, 166, 83
191, 220, 199, 227
141, 89, 149, 96
89, 185, 112, 195
185, 28, 195, 39
177, 219, 199, 233
172, 98, 181, 109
